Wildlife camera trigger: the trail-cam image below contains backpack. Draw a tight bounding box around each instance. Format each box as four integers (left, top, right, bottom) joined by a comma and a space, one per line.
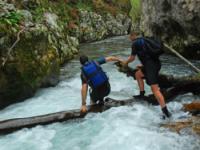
137, 37, 164, 59
82, 61, 109, 89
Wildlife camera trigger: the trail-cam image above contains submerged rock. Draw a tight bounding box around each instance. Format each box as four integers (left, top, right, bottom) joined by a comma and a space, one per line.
162, 101, 200, 135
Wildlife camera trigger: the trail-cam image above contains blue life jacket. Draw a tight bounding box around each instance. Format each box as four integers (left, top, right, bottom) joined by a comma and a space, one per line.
82, 61, 109, 89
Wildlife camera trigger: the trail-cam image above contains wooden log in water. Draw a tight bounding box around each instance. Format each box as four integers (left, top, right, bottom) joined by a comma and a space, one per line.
115, 62, 200, 92
161, 116, 200, 135
161, 102, 200, 135
161, 120, 193, 133
0, 98, 136, 135
164, 43, 200, 73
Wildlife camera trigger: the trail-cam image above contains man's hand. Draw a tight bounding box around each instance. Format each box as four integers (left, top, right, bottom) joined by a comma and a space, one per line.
105, 56, 123, 62
80, 105, 87, 113
120, 61, 128, 67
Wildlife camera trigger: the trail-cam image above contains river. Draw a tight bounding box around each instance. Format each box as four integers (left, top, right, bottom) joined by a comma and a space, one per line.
0, 36, 199, 150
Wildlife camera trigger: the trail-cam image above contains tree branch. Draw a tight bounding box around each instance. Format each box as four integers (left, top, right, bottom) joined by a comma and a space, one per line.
2, 27, 25, 67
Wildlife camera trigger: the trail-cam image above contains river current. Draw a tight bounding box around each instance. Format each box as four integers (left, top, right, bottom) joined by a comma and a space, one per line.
0, 36, 199, 150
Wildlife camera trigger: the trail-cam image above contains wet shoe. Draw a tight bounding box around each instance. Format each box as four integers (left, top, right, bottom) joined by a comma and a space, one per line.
161, 113, 172, 120
133, 95, 145, 99
162, 106, 172, 119
133, 91, 145, 99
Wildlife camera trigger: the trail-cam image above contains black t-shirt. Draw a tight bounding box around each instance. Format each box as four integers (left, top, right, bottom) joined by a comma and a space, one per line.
131, 38, 160, 65
81, 57, 106, 85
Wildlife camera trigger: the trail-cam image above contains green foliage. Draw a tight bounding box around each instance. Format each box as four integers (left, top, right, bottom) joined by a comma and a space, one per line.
0, 11, 22, 27
32, 7, 45, 23
130, 0, 141, 22
106, 0, 131, 14
75, 0, 93, 11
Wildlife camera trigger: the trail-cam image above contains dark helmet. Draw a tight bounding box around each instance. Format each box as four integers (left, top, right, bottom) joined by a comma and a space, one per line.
80, 55, 89, 65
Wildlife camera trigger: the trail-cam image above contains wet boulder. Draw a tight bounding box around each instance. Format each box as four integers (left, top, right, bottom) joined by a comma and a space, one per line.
140, 0, 200, 59
0, 1, 79, 108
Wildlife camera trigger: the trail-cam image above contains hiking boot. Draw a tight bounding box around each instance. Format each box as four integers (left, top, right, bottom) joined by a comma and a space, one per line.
133, 95, 145, 99
162, 106, 172, 119
133, 91, 145, 99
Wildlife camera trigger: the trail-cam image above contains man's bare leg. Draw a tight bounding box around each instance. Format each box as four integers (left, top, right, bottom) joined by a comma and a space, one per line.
134, 69, 145, 97
135, 69, 145, 91
151, 84, 171, 118
151, 84, 166, 107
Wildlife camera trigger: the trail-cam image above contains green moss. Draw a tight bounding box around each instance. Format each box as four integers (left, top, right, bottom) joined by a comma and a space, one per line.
0, 0, 131, 102
5, 29, 60, 89
0, 10, 23, 33
75, 1, 93, 11
130, 0, 141, 22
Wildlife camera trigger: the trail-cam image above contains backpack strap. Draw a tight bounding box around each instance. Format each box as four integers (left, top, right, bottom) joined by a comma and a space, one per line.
134, 37, 145, 50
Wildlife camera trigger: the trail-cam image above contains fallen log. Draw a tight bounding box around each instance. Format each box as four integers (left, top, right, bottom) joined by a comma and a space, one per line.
0, 98, 136, 135
115, 62, 200, 93
114, 62, 200, 105
161, 116, 200, 135
161, 102, 200, 135
115, 62, 200, 90
161, 120, 193, 133
0, 89, 198, 135
164, 43, 200, 73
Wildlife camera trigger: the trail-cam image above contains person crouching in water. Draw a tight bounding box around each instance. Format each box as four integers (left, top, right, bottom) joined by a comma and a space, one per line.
121, 31, 171, 118
80, 55, 121, 113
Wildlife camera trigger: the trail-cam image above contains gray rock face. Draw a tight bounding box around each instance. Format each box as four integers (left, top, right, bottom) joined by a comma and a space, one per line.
76, 10, 131, 42
0, 0, 15, 17
141, 0, 200, 58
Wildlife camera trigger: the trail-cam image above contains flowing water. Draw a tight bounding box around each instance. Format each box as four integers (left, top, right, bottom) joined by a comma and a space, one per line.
0, 36, 200, 150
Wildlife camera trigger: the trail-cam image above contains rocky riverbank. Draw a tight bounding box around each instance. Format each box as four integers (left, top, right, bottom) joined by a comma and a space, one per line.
0, 0, 131, 108
140, 0, 200, 59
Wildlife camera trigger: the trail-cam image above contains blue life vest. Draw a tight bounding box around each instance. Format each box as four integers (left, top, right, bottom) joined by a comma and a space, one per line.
82, 61, 108, 89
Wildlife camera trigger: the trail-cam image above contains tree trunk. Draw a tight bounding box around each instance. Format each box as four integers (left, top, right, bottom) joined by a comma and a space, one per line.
164, 43, 200, 73
0, 98, 136, 135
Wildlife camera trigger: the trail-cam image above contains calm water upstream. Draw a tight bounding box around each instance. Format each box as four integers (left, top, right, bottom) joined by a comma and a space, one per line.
0, 36, 199, 150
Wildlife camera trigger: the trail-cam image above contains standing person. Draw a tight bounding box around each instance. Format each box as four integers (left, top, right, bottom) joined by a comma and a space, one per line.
121, 31, 171, 118
80, 55, 121, 113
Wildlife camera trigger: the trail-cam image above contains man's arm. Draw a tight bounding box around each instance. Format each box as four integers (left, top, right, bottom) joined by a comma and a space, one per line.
80, 83, 88, 113
123, 55, 136, 65
105, 56, 122, 62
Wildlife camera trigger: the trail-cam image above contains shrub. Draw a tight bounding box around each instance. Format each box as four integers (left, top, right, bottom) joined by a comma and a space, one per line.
0, 11, 22, 27
130, 0, 141, 22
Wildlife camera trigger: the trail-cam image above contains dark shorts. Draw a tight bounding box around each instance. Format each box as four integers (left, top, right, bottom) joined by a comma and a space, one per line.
90, 82, 110, 103
140, 60, 161, 85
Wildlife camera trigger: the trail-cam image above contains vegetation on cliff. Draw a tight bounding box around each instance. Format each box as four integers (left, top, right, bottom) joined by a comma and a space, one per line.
130, 0, 141, 23
0, 0, 131, 108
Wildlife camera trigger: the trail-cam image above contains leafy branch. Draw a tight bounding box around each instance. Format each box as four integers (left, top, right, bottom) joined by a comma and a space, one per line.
0, 11, 22, 27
